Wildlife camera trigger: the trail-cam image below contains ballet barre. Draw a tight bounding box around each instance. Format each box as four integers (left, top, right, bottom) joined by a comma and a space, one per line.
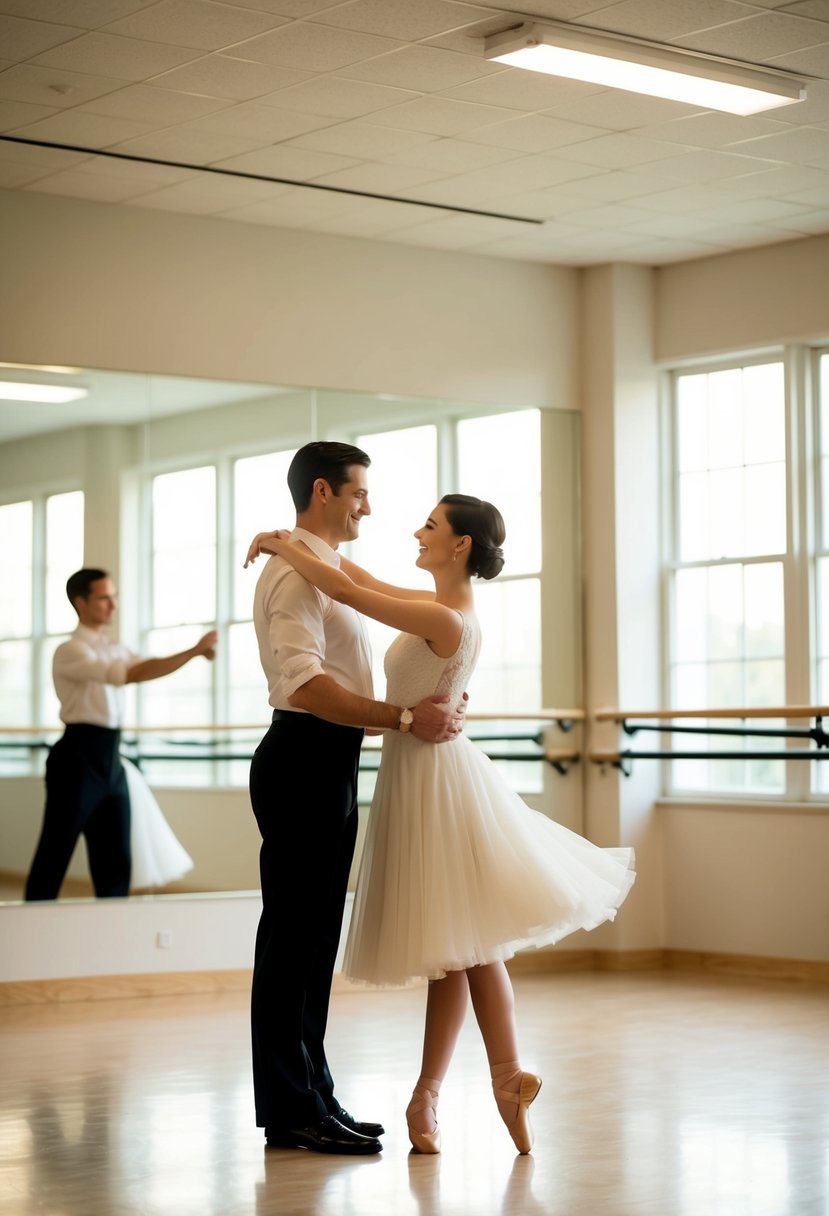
590, 705, 829, 775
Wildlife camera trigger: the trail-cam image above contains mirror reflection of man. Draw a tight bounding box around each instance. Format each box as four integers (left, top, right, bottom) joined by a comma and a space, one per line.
24, 568, 217, 901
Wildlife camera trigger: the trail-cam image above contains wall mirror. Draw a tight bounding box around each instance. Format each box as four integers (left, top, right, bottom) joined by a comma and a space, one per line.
0, 363, 581, 904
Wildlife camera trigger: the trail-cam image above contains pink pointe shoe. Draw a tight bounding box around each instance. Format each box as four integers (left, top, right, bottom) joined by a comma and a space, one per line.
406, 1080, 441, 1154
492, 1069, 542, 1155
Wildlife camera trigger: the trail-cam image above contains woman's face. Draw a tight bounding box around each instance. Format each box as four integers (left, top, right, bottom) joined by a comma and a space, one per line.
414, 503, 460, 571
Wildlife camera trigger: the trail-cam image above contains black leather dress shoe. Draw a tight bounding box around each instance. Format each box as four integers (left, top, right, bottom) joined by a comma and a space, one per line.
333, 1108, 385, 1138
265, 1115, 382, 1155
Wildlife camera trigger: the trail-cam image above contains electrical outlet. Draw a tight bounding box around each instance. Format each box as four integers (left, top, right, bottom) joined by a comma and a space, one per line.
157, 929, 172, 949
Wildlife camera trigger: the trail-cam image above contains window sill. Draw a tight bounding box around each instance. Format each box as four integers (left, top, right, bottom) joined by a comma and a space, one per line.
656, 795, 829, 815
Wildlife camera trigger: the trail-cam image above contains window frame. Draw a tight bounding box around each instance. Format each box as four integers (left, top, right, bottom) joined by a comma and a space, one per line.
662, 344, 829, 804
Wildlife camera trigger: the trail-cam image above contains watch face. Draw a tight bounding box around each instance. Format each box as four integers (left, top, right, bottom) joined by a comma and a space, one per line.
401, 709, 414, 725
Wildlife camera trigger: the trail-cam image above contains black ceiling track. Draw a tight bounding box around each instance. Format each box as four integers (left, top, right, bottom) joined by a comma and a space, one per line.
0, 134, 543, 225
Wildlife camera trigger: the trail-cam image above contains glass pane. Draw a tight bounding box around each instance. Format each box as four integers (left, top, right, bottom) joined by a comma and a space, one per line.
674, 568, 708, 663
353, 425, 437, 592
233, 449, 297, 621
744, 564, 785, 659
676, 374, 708, 472
138, 625, 214, 728
816, 352, 821, 542
46, 491, 84, 634
678, 473, 709, 562
227, 620, 271, 726
41, 634, 71, 728
744, 464, 786, 557
707, 565, 743, 662
473, 578, 541, 712
0, 638, 32, 725
458, 410, 541, 577
744, 363, 785, 465
0, 501, 33, 637
152, 468, 216, 627
675, 362, 785, 563
353, 426, 437, 696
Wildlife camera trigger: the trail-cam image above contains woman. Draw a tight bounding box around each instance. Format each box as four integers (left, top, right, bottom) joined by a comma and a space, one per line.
245, 495, 635, 1155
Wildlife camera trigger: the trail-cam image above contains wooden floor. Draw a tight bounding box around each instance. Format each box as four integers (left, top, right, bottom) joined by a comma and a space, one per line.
1, 971, 828, 1216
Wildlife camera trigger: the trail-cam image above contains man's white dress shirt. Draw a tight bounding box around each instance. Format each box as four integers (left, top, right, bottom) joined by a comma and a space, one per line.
252, 527, 373, 711
52, 624, 139, 728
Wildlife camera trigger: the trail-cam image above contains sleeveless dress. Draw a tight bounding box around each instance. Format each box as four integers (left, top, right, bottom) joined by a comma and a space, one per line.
343, 614, 635, 987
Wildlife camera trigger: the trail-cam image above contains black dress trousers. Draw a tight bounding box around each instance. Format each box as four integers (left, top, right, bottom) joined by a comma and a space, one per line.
25, 724, 132, 900
249, 711, 364, 1130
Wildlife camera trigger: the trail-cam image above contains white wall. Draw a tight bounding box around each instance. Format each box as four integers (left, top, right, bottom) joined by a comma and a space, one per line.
0, 188, 578, 408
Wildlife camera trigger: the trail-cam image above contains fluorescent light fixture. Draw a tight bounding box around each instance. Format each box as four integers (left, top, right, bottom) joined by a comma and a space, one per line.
484, 22, 807, 115
0, 382, 88, 404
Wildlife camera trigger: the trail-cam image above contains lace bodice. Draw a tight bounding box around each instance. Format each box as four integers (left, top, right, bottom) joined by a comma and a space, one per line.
383, 613, 480, 709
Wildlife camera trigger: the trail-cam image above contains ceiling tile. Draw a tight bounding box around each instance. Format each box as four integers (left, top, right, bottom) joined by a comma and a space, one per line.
32, 32, 203, 80
24, 164, 161, 200
0, 14, 84, 61
726, 126, 829, 164
184, 101, 336, 142
287, 120, 437, 159
220, 183, 366, 224
573, 0, 753, 40
76, 82, 233, 123
255, 75, 419, 118
0, 99, 59, 131
149, 53, 312, 99
443, 69, 602, 112
100, 0, 288, 50
310, 0, 494, 41
0, 2, 160, 26
693, 196, 818, 224
338, 43, 502, 91
554, 168, 681, 202
9, 108, 160, 145
0, 63, 132, 108
543, 89, 702, 131
0, 156, 63, 187
384, 135, 524, 172
214, 144, 362, 180
383, 210, 531, 248
554, 132, 695, 168
675, 11, 829, 58
219, 0, 351, 13
366, 95, 518, 136
635, 148, 795, 183
131, 171, 291, 212
0, 137, 90, 168
113, 124, 269, 162
232, 22, 402, 71
631, 112, 788, 148
462, 113, 609, 152
309, 160, 449, 193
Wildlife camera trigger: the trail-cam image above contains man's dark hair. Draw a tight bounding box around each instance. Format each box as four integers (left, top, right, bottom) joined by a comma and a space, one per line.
66, 568, 108, 608
287, 441, 371, 513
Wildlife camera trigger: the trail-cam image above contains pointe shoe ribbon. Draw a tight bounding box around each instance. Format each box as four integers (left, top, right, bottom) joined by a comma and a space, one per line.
407, 1080, 441, 1154
492, 1070, 542, 1155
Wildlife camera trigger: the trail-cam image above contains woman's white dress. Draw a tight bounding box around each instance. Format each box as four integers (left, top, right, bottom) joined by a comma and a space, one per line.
344, 615, 635, 987
122, 757, 194, 891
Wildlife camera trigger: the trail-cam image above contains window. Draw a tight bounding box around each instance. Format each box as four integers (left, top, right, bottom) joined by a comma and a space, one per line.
353, 409, 543, 794
816, 353, 829, 794
0, 491, 84, 772
667, 353, 828, 798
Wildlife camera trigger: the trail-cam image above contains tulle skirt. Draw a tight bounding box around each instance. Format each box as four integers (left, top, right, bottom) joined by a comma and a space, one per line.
122, 757, 194, 891
344, 733, 635, 987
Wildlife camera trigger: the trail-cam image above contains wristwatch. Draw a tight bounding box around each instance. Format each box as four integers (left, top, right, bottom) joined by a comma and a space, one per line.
398, 708, 414, 733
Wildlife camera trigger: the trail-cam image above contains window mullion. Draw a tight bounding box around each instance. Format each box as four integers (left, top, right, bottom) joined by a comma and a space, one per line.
784, 345, 811, 800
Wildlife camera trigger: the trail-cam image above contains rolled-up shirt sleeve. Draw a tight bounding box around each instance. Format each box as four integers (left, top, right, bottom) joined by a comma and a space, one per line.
264, 568, 330, 699
53, 639, 135, 687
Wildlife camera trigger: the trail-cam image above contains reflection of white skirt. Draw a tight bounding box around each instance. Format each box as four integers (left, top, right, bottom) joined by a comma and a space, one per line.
122, 757, 194, 891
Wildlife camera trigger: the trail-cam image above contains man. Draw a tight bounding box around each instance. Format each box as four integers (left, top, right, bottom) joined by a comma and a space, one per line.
25, 568, 217, 901
249, 442, 461, 1157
